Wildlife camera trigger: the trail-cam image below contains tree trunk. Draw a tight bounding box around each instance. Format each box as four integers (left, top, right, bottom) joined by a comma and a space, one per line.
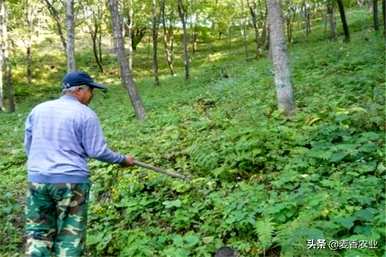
240, 0, 249, 60
26, 0, 33, 84
160, 0, 175, 75
177, 0, 190, 80
107, 0, 145, 120
65, 0, 76, 71
336, 0, 350, 42
27, 46, 32, 83
80, 1, 104, 73
5, 61, 14, 112
44, 0, 67, 52
286, 14, 293, 43
0, 0, 5, 111
373, 0, 379, 30
91, 23, 103, 73
267, 0, 295, 115
383, 0, 386, 36
302, 1, 311, 39
127, 0, 134, 71
247, 0, 260, 58
152, 0, 160, 86
327, 0, 337, 40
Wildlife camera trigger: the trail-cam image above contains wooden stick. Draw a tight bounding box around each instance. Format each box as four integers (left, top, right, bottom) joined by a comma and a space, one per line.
133, 160, 190, 180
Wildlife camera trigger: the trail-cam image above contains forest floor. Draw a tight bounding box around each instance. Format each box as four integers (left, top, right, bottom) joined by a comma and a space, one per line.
0, 9, 384, 257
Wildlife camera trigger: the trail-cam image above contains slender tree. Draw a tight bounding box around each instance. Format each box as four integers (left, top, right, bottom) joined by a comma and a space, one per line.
302, 0, 311, 38
126, 0, 134, 71
373, 0, 379, 31
107, 0, 145, 120
247, 0, 261, 58
42, 0, 67, 52
5, 61, 14, 112
383, 0, 385, 36
81, 1, 104, 72
0, 0, 5, 111
336, 0, 350, 42
160, 0, 175, 75
151, 0, 160, 86
267, 0, 295, 115
65, 0, 75, 71
240, 0, 249, 60
25, 0, 35, 83
326, 0, 337, 40
177, 0, 189, 80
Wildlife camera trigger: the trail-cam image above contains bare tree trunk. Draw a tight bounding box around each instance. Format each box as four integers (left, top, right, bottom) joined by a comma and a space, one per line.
127, 0, 134, 71
26, 46, 32, 82
43, 0, 67, 52
336, 0, 350, 42
327, 0, 337, 40
247, 0, 260, 58
240, 0, 249, 60
178, 0, 189, 80
286, 13, 293, 43
65, 0, 75, 71
5, 61, 14, 112
373, 0, 379, 30
0, 0, 5, 111
91, 20, 103, 73
383, 0, 386, 36
302, 1, 311, 39
107, 0, 145, 120
262, 6, 269, 49
160, 0, 175, 75
267, 0, 295, 115
26, 0, 33, 84
152, 0, 160, 86
80, 1, 104, 73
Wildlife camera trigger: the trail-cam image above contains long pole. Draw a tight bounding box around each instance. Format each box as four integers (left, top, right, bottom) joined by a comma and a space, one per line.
133, 160, 189, 180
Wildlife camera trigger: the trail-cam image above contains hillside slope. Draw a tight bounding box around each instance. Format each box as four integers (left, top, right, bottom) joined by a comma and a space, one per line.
0, 19, 384, 257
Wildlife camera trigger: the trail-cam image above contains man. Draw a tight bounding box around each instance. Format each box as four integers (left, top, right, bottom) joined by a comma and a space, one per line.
24, 71, 134, 256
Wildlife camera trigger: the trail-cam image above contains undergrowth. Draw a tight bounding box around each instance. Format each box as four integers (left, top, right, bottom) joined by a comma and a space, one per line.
0, 10, 384, 257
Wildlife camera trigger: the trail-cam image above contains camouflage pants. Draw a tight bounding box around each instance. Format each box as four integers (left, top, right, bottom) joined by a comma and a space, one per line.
25, 182, 91, 257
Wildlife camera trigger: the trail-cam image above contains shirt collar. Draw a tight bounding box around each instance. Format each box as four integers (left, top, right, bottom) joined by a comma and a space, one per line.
60, 95, 79, 101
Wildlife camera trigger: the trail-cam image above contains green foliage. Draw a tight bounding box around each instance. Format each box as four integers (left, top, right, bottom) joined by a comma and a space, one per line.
0, 8, 384, 257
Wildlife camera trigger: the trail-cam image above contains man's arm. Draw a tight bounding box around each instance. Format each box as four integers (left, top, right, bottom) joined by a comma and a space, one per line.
24, 114, 33, 156
81, 114, 132, 165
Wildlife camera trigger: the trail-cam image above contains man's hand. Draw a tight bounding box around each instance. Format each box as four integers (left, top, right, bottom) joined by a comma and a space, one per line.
121, 155, 135, 167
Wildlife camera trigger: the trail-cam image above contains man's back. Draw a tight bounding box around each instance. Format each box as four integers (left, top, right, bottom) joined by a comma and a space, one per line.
25, 95, 95, 183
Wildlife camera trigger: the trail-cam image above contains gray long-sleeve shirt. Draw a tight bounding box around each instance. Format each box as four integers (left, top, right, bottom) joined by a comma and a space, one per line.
24, 95, 125, 183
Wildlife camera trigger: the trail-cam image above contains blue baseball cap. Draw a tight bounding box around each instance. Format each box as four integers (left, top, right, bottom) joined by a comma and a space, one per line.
62, 71, 107, 91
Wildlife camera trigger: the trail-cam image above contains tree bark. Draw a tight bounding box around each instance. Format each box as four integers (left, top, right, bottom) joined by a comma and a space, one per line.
267, 0, 295, 115
336, 0, 350, 42
107, 0, 145, 120
152, 0, 160, 86
177, 0, 190, 80
373, 0, 379, 31
0, 0, 5, 111
65, 0, 76, 71
160, 0, 175, 75
327, 0, 336, 40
